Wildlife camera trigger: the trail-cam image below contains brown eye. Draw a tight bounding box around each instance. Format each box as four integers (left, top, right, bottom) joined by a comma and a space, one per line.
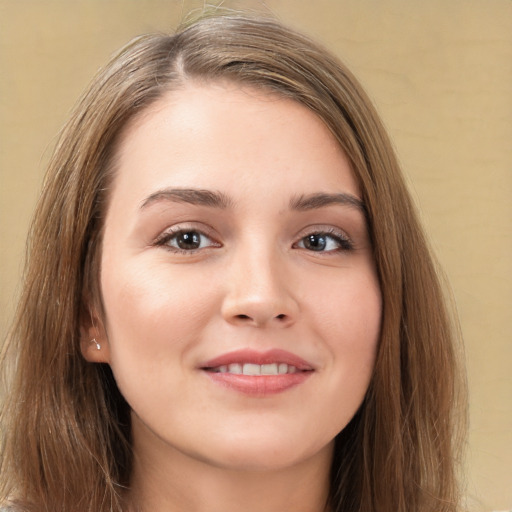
175, 231, 202, 250
158, 229, 219, 252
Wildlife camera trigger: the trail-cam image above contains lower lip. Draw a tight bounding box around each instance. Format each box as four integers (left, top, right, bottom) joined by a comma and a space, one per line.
203, 371, 313, 396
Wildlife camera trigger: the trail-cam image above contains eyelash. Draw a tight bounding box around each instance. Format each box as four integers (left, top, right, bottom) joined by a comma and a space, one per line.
154, 226, 220, 254
154, 226, 354, 254
293, 227, 354, 253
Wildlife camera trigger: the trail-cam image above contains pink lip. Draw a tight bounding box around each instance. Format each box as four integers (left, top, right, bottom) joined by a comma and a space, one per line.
199, 349, 314, 397
200, 348, 314, 371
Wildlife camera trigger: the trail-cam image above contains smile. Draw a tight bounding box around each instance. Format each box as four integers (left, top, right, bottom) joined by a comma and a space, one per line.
208, 363, 300, 375
200, 349, 314, 396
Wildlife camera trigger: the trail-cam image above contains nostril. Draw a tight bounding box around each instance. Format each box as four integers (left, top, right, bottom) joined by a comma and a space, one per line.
233, 313, 287, 323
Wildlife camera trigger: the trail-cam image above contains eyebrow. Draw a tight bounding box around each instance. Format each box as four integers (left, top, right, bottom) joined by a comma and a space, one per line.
140, 188, 365, 215
140, 188, 233, 210
289, 192, 366, 213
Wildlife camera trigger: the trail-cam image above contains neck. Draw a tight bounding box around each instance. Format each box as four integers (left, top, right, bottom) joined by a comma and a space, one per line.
126, 420, 333, 512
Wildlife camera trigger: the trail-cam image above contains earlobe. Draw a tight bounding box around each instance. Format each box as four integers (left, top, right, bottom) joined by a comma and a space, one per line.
80, 337, 110, 363
79, 310, 111, 363
80, 331, 111, 364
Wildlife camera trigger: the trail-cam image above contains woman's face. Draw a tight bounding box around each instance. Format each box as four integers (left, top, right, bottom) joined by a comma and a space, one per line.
87, 82, 381, 471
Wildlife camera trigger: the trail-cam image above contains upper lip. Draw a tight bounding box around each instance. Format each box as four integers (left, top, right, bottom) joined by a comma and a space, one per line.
200, 349, 314, 371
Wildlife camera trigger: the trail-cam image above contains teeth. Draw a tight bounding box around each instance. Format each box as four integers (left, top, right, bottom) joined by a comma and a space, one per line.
212, 363, 299, 375
261, 363, 277, 375
229, 363, 243, 374
243, 363, 261, 375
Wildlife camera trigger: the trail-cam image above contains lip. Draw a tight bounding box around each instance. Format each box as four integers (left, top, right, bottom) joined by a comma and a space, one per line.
200, 348, 314, 371
199, 349, 314, 397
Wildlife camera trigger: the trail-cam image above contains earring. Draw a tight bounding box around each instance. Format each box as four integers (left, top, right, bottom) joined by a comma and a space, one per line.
91, 338, 101, 350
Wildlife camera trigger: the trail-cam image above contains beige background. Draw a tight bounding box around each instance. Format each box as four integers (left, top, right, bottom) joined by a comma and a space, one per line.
0, 1, 510, 510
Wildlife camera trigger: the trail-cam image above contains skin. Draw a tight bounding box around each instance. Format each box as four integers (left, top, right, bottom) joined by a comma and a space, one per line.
82, 82, 382, 512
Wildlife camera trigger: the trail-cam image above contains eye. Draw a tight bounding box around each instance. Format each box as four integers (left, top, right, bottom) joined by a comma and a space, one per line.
295, 231, 353, 252
156, 229, 220, 253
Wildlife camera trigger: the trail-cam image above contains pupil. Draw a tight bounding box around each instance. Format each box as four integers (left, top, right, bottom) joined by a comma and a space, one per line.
305, 234, 326, 251
177, 231, 200, 250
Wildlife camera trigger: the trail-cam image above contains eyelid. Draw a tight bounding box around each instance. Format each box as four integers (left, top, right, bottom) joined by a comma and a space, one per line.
153, 223, 221, 252
293, 226, 354, 252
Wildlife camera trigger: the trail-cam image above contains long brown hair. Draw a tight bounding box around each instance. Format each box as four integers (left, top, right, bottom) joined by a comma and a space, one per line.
0, 12, 466, 512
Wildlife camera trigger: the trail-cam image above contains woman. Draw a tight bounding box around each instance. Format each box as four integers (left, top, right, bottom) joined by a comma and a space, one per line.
0, 13, 466, 512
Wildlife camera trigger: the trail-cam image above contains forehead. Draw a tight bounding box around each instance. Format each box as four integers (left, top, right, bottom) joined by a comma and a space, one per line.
108, 81, 359, 209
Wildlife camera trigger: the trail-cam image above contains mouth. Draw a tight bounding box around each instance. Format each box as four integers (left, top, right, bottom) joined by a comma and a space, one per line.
199, 349, 314, 396
207, 362, 302, 375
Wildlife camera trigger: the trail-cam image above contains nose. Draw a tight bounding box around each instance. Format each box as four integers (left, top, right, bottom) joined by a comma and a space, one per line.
221, 249, 299, 328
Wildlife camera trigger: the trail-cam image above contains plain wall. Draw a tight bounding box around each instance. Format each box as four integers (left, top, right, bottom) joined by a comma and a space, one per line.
0, 1, 510, 510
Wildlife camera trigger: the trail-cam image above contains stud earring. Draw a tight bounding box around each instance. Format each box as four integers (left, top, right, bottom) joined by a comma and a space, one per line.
91, 338, 101, 350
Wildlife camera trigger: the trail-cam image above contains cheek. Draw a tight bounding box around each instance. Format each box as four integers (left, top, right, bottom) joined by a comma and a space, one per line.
310, 270, 381, 395
100, 259, 216, 366
313, 269, 381, 347
99, 260, 220, 420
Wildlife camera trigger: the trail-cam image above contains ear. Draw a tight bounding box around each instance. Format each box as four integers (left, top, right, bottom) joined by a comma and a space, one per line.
80, 307, 111, 364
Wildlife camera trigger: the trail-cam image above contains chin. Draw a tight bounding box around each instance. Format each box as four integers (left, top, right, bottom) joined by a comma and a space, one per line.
197, 433, 334, 472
